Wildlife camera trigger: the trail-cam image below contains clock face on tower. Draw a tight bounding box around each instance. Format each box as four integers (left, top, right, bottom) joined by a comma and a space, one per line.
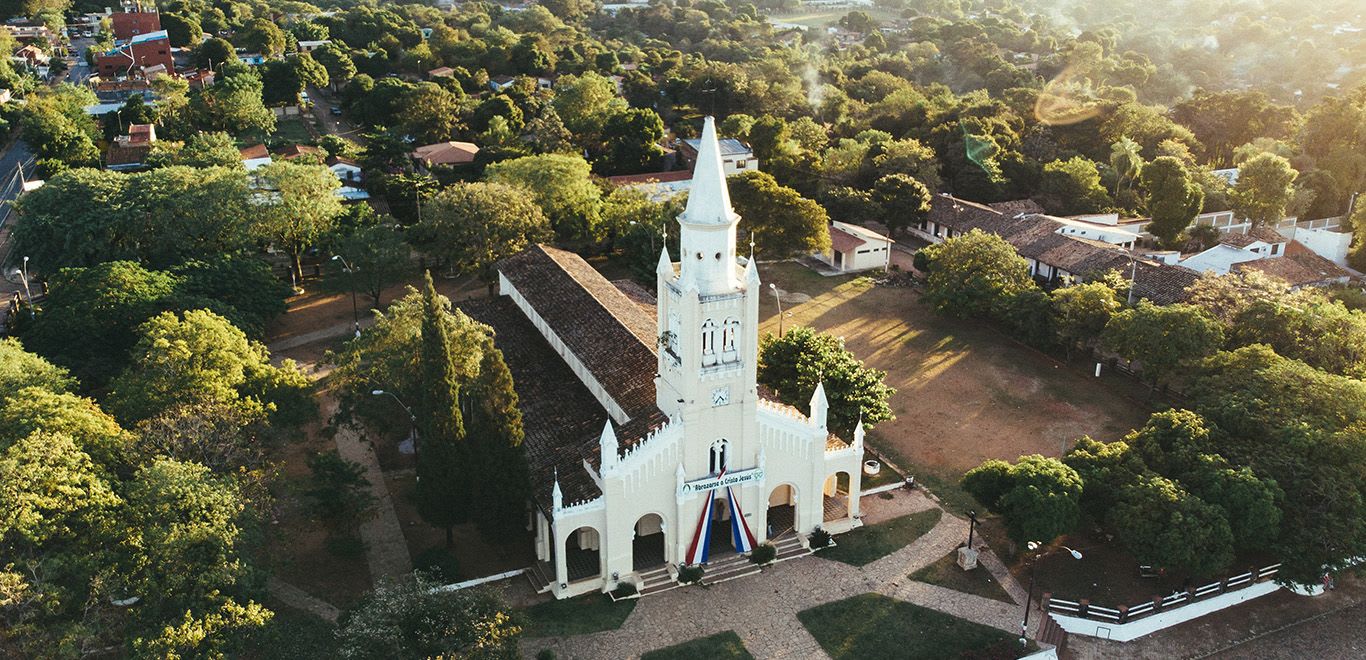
711, 386, 731, 406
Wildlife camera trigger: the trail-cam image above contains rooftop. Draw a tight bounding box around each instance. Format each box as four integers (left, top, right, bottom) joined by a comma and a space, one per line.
411, 140, 479, 166
681, 137, 753, 158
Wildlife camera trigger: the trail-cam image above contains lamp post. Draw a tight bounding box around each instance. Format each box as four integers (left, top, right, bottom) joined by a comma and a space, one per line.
331, 255, 361, 337
769, 282, 784, 337
371, 389, 418, 455
19, 256, 33, 318
966, 510, 978, 550
1021, 540, 1083, 648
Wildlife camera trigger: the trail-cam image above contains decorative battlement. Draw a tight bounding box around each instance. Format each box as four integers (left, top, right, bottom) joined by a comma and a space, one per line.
617, 419, 680, 472
758, 397, 809, 423
555, 496, 606, 517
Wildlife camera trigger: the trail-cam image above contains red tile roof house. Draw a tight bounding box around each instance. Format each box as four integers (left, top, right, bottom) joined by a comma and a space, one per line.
819, 221, 894, 273
105, 123, 157, 171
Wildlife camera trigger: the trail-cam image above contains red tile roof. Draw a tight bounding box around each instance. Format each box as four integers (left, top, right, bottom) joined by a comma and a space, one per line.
829, 225, 866, 253
608, 170, 693, 185
1232, 250, 1352, 287
239, 143, 268, 160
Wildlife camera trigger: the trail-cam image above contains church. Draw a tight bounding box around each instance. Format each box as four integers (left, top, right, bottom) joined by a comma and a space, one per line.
460, 117, 866, 599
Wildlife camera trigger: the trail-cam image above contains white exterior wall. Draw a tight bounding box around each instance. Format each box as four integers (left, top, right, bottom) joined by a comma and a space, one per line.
1049, 580, 1281, 642
1288, 227, 1352, 266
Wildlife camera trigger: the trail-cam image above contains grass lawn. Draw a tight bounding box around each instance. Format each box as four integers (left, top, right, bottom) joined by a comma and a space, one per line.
641, 631, 754, 660
798, 593, 1029, 660
251, 603, 339, 659
909, 550, 1017, 604
272, 116, 314, 144
820, 509, 942, 566
521, 593, 637, 638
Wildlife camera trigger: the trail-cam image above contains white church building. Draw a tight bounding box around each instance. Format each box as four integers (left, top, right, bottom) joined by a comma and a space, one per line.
461, 117, 867, 599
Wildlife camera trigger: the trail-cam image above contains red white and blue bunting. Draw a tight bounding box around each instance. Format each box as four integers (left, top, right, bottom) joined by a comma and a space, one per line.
726, 486, 758, 554
684, 471, 760, 564
684, 489, 715, 565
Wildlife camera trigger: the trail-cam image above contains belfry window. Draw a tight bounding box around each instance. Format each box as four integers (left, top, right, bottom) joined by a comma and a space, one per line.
710, 439, 728, 474
721, 318, 739, 362
701, 319, 718, 366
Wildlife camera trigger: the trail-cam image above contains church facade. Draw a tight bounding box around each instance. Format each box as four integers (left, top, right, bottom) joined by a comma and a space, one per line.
464, 117, 866, 599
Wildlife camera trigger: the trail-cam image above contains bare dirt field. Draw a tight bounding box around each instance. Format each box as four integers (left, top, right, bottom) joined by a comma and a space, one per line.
755, 262, 1152, 510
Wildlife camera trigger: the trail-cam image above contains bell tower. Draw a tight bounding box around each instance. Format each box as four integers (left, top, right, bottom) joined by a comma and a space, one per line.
655, 117, 761, 476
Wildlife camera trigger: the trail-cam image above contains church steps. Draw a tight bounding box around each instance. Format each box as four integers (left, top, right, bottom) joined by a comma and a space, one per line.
636, 564, 679, 597
525, 562, 553, 594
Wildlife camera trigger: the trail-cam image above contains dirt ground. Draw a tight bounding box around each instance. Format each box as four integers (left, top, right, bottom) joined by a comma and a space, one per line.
755, 262, 1151, 498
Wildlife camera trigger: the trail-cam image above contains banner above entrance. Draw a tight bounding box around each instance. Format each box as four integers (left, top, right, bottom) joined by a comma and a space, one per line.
680, 467, 764, 497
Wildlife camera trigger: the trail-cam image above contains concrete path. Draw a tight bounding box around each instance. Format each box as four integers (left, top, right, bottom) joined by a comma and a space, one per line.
324, 395, 413, 579
267, 577, 341, 623
524, 491, 1039, 659
979, 547, 1029, 605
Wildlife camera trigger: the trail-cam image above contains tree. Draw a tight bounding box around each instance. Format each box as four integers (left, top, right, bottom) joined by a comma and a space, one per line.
871, 138, 942, 193
0, 338, 73, 396
252, 161, 344, 282
1102, 302, 1224, 391
871, 173, 930, 236
728, 170, 831, 259
1109, 475, 1234, 577
596, 108, 667, 176
1231, 152, 1297, 226
1063, 436, 1146, 520
1051, 280, 1122, 356
464, 342, 531, 537
485, 154, 603, 243
194, 69, 276, 136
328, 224, 413, 306
294, 53, 329, 90
399, 82, 461, 144
238, 18, 286, 56
336, 573, 522, 659
918, 229, 1034, 318
1108, 137, 1145, 196
313, 43, 356, 91
193, 37, 236, 70
260, 60, 304, 106
415, 274, 471, 547
133, 400, 271, 474
962, 455, 1083, 545
0, 388, 131, 473
304, 450, 375, 533
409, 182, 552, 291
552, 72, 626, 141
159, 131, 242, 168
162, 13, 202, 48
757, 326, 894, 438
169, 257, 291, 338
1141, 156, 1204, 246
107, 309, 312, 426
1037, 156, 1110, 215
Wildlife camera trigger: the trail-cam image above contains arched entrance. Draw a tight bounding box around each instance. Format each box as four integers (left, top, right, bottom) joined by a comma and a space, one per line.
767, 484, 797, 536
564, 527, 601, 582
709, 495, 734, 557
823, 472, 851, 522
633, 513, 666, 570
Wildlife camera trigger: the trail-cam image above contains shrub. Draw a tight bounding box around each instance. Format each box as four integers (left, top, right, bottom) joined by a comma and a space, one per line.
414, 546, 461, 582
809, 527, 832, 548
611, 582, 638, 598
677, 565, 704, 584
536, 650, 556, 660
749, 542, 777, 565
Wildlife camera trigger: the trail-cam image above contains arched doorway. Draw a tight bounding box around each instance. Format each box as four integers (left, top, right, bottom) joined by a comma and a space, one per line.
767, 484, 797, 537
823, 472, 851, 522
709, 495, 734, 558
564, 527, 601, 582
633, 513, 666, 570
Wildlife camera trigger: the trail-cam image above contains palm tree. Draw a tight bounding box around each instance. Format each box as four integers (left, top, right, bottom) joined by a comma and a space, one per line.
1109, 136, 1145, 196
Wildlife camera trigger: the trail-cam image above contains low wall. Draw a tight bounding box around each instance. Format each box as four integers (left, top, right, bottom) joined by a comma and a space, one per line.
1049, 580, 1280, 642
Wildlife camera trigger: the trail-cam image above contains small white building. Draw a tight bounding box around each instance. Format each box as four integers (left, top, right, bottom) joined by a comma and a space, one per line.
326, 155, 362, 185
679, 137, 757, 177
820, 221, 893, 272
1179, 226, 1288, 275
469, 118, 866, 600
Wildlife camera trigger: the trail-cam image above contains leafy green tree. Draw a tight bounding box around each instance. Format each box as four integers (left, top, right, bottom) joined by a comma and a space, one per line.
170, 257, 291, 338
409, 182, 552, 292
133, 400, 271, 474
252, 161, 344, 282
260, 59, 304, 106
1108, 137, 1145, 196
294, 53, 329, 89
0, 388, 131, 473
962, 455, 1083, 545
328, 224, 413, 307
20, 85, 100, 169
415, 274, 471, 547
871, 173, 931, 236
399, 82, 462, 144
193, 69, 277, 136
1141, 156, 1204, 245
1051, 280, 1122, 356
193, 37, 236, 70
1109, 475, 1234, 577
161, 13, 202, 48
603, 187, 682, 279
728, 170, 831, 259
153, 131, 243, 168
238, 18, 286, 56
336, 573, 522, 659
596, 108, 667, 176
464, 343, 531, 537
0, 338, 73, 396
486, 154, 603, 243
107, 309, 312, 426
305, 450, 375, 532
1063, 436, 1146, 520
757, 326, 895, 438
1037, 156, 1110, 215
552, 71, 626, 140
313, 43, 356, 91
871, 137, 942, 193
133, 600, 273, 659
1231, 152, 1297, 226
1103, 302, 1224, 391
918, 229, 1034, 318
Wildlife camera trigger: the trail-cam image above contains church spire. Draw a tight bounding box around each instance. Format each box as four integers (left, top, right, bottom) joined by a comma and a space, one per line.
809, 381, 829, 430
680, 116, 739, 227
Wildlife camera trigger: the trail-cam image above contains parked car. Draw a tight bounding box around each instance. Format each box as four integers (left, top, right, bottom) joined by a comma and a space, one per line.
329, 106, 343, 116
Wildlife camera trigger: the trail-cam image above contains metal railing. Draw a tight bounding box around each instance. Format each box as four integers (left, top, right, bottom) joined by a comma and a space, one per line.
1044, 563, 1281, 624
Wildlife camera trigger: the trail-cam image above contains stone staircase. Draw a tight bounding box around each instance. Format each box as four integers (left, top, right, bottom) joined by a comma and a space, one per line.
701, 552, 762, 586
525, 561, 553, 594
637, 564, 679, 597
771, 532, 811, 563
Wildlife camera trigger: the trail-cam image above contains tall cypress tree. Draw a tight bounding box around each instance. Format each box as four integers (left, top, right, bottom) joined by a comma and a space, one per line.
466, 339, 531, 538
415, 272, 468, 547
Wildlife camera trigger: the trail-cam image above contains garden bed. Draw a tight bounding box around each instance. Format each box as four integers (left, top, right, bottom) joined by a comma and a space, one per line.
819, 509, 942, 566
521, 593, 637, 638
798, 593, 1032, 659
640, 631, 753, 660
909, 549, 1016, 604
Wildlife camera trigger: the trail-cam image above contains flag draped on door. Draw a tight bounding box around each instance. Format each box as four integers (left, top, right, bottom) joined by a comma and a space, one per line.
684, 471, 760, 564
684, 489, 715, 565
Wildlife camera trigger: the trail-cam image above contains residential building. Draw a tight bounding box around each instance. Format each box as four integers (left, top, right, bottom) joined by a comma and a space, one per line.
105, 123, 156, 171
327, 156, 362, 185
239, 143, 272, 171
605, 170, 694, 201
109, 2, 161, 40
678, 137, 757, 176
296, 40, 331, 53
489, 75, 516, 92
1179, 226, 1288, 274
819, 221, 894, 272
411, 141, 480, 168
95, 30, 173, 78
467, 118, 864, 600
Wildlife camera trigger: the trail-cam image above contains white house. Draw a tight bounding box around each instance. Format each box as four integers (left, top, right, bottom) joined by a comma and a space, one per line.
327, 155, 362, 185
466, 118, 866, 600
679, 137, 757, 176
820, 221, 893, 272
1179, 226, 1288, 275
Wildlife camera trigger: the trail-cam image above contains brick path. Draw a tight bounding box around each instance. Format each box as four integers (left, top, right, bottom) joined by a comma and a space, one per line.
266, 577, 341, 623
523, 490, 1039, 659
323, 395, 413, 579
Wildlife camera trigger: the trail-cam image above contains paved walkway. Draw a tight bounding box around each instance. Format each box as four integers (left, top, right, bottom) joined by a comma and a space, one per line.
266, 577, 341, 623
524, 490, 1039, 659
323, 395, 413, 579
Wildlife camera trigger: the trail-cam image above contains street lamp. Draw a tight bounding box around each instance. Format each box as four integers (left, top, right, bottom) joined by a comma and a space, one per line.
1020, 540, 1083, 648
332, 255, 361, 337
19, 256, 33, 318
371, 389, 418, 455
769, 282, 785, 337
966, 510, 978, 550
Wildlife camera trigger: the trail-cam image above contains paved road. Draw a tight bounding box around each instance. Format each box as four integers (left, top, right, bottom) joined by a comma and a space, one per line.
0, 138, 36, 267
307, 85, 368, 146
1210, 598, 1366, 659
